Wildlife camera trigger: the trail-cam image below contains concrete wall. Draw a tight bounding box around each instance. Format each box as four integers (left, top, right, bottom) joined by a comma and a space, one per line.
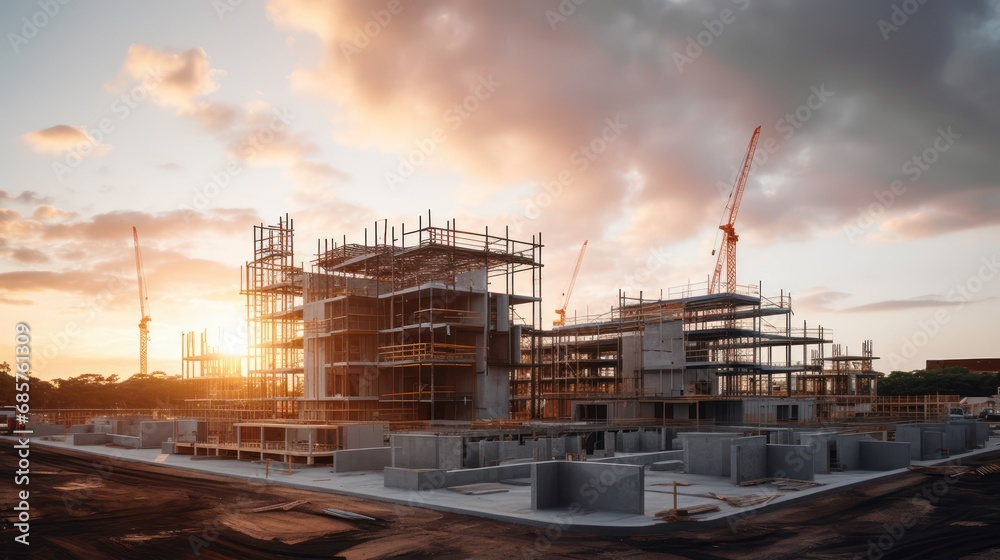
438, 436, 463, 471
591, 450, 683, 466
530, 461, 644, 515
731, 436, 767, 484
72, 432, 109, 446
391, 433, 463, 470
921, 431, 946, 460
27, 424, 65, 437
332, 447, 392, 472
111, 435, 140, 448
859, 441, 910, 471
835, 434, 874, 471
139, 421, 174, 449
391, 434, 439, 469
174, 419, 206, 443
946, 424, 969, 454
383, 468, 447, 491
343, 423, 386, 449
68, 424, 93, 434
616, 431, 642, 453
766, 444, 815, 481
799, 432, 835, 474
894, 425, 925, 460
445, 463, 532, 487
680, 433, 734, 477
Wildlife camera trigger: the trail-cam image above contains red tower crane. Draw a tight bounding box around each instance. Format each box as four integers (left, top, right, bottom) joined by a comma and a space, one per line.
132, 226, 151, 376
709, 126, 761, 295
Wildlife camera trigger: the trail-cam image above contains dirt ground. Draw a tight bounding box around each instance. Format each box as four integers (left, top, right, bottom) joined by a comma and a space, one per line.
1, 441, 999, 559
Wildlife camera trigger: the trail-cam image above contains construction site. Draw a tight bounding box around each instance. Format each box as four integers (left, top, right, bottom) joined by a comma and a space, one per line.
14, 127, 1000, 554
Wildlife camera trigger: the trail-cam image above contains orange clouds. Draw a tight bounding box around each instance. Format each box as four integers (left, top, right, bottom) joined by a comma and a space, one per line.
107, 44, 224, 111
22, 124, 111, 156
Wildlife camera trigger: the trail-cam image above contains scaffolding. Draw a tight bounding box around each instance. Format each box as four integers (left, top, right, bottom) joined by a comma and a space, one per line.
298, 212, 543, 423
241, 214, 304, 419
515, 281, 882, 422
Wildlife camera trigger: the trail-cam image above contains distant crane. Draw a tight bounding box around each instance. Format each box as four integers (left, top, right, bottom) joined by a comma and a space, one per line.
709, 126, 761, 295
132, 226, 151, 376
553, 240, 588, 327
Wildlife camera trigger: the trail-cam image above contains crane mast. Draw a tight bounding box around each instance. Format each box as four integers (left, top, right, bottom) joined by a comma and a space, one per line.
132, 226, 151, 376
709, 126, 761, 294
553, 240, 588, 327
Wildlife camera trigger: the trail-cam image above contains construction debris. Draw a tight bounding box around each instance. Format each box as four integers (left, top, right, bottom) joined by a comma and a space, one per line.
908, 465, 973, 477
248, 500, 308, 513
447, 483, 510, 495
710, 493, 781, 508
322, 507, 376, 522
654, 503, 721, 522
976, 463, 1000, 475
737, 477, 823, 490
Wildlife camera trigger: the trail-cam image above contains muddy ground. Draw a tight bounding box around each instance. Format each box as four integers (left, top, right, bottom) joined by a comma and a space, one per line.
1, 441, 999, 559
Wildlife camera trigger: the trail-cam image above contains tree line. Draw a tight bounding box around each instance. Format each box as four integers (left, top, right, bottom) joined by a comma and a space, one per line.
877, 367, 1000, 397
0, 362, 198, 409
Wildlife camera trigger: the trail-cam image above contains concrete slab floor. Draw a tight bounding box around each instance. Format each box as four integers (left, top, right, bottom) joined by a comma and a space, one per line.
11, 435, 1000, 536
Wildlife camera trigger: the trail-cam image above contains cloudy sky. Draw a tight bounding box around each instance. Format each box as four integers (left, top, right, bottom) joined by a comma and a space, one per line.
2, 0, 999, 380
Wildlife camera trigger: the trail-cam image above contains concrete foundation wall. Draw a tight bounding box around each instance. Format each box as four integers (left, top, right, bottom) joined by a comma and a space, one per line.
617, 431, 642, 453
530, 461, 644, 515
976, 423, 990, 448
799, 433, 834, 474
332, 447, 392, 472
174, 419, 205, 443
730, 436, 767, 484
591, 450, 683, 466
894, 425, 924, 460
766, 444, 815, 481
391, 434, 440, 469
139, 421, 175, 449
383, 468, 447, 491
27, 424, 65, 437
111, 435, 140, 448
640, 430, 660, 453
438, 436, 464, 471
920, 431, 946, 460
680, 433, 734, 477
859, 441, 910, 471
343, 424, 386, 449
946, 424, 970, 454
445, 463, 532, 487
72, 432, 109, 445
68, 424, 93, 434
835, 434, 874, 471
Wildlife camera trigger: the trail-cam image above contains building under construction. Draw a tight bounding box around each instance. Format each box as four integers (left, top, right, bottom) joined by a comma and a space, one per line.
236, 213, 542, 424
173, 213, 960, 434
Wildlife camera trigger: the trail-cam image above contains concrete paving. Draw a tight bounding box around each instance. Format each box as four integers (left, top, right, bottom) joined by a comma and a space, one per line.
14, 434, 1000, 536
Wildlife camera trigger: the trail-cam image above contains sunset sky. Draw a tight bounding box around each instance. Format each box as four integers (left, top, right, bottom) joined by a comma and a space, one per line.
2, 0, 999, 381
